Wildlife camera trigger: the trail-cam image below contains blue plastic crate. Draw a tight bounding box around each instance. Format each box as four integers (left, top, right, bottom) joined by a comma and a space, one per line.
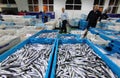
69, 18, 80, 27
113, 39, 120, 46
89, 28, 102, 34
116, 19, 120, 22
90, 28, 119, 35
57, 34, 80, 40
51, 39, 120, 78
101, 30, 119, 35
79, 19, 88, 30
31, 30, 59, 39
109, 42, 120, 54
24, 15, 36, 18
0, 38, 56, 78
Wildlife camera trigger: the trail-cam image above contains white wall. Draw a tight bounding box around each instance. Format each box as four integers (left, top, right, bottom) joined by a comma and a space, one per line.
54, 0, 94, 19
54, 0, 65, 19
15, 0, 29, 11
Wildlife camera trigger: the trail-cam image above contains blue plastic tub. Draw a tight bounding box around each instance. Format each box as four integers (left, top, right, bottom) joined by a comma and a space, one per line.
113, 39, 120, 46
116, 19, 120, 22
89, 28, 101, 34
24, 15, 36, 18
89, 28, 118, 41
90, 28, 119, 35
31, 30, 59, 39
0, 38, 56, 78
109, 42, 120, 54
79, 19, 88, 30
51, 39, 120, 78
57, 34, 80, 40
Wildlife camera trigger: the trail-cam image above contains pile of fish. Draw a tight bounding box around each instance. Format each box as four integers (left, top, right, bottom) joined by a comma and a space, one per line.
60, 36, 77, 39
56, 43, 117, 78
0, 43, 52, 78
36, 32, 58, 38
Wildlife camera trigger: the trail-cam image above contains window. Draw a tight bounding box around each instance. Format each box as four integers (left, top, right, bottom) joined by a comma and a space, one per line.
43, 0, 47, 4
94, 0, 105, 12
66, 0, 73, 4
66, 5, 73, 10
75, 0, 81, 4
28, 0, 39, 12
2, 0, 8, 4
28, 0, 32, 4
108, 0, 120, 13
8, 0, 16, 4
33, 0, 38, 4
43, 0, 54, 12
0, 0, 16, 4
109, 0, 114, 5
94, 0, 105, 5
29, 6, 33, 11
65, 0, 82, 10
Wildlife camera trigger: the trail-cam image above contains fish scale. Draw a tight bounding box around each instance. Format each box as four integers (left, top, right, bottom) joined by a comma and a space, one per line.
56, 43, 118, 78
0, 43, 52, 78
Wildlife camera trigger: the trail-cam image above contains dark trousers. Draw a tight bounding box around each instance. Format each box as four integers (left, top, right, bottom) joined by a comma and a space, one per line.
61, 20, 67, 33
87, 20, 97, 28
83, 21, 97, 38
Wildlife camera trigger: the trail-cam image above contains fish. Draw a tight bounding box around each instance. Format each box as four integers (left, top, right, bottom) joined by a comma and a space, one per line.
0, 43, 52, 78
56, 43, 118, 78
60, 36, 76, 39
36, 32, 58, 39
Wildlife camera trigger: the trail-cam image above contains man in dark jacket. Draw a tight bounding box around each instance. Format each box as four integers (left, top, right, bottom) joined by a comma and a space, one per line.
83, 5, 101, 38
87, 5, 101, 28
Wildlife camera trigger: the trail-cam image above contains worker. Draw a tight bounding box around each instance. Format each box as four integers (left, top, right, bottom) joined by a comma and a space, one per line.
82, 4, 101, 38
60, 8, 68, 33
42, 10, 48, 23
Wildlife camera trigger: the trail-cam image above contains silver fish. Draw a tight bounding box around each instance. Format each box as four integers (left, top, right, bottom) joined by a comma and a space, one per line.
36, 32, 58, 38
60, 35, 76, 39
0, 43, 52, 78
56, 43, 118, 78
